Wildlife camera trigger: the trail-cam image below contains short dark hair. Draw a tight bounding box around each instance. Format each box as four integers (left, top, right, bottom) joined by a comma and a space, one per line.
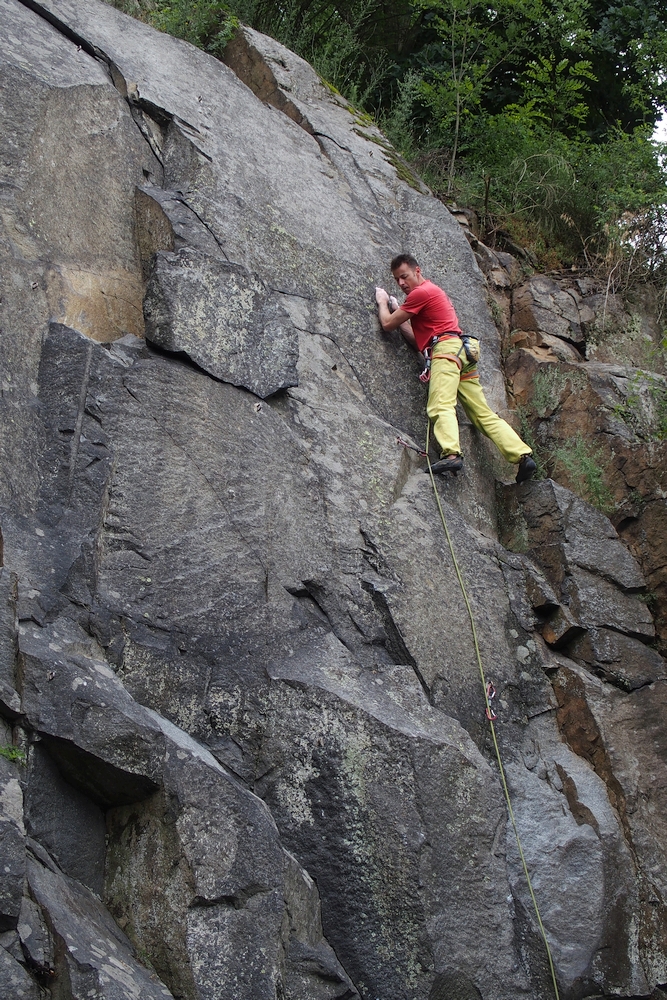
390, 253, 419, 271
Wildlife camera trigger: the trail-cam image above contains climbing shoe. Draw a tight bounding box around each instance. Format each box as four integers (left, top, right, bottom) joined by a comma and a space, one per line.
429, 455, 463, 475
516, 454, 537, 483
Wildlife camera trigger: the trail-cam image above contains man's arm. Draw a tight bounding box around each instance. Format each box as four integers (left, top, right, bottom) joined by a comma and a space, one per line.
375, 287, 418, 350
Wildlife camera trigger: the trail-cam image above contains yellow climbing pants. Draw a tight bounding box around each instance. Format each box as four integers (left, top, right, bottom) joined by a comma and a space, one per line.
426, 337, 531, 464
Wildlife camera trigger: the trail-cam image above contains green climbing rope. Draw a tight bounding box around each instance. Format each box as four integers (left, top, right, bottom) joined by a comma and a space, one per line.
424, 424, 561, 1000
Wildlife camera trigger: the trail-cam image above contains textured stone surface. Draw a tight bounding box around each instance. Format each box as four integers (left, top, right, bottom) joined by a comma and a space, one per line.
503, 349, 667, 649
567, 627, 666, 690
552, 660, 667, 988
497, 479, 655, 644
1, 0, 667, 998
24, 742, 106, 894
28, 855, 175, 999
512, 275, 590, 346
0, 757, 25, 931
144, 248, 299, 397
0, 944, 41, 1000
259, 645, 529, 1000
0, 571, 20, 719
16, 894, 53, 975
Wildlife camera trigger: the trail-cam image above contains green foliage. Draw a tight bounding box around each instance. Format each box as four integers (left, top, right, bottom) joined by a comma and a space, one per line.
552, 434, 615, 512
412, 0, 521, 190
516, 368, 619, 509
438, 118, 667, 270
0, 745, 26, 764
236, 0, 399, 108
107, 0, 238, 54
638, 590, 658, 610
530, 366, 586, 417
518, 56, 596, 132
382, 70, 426, 159
488, 296, 504, 327
150, 0, 238, 53
105, 0, 667, 279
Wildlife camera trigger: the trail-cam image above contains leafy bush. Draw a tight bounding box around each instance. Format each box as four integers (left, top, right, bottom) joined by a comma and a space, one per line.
105, 0, 667, 281
389, 102, 667, 272
552, 434, 614, 512
150, 0, 238, 53
108, 0, 237, 53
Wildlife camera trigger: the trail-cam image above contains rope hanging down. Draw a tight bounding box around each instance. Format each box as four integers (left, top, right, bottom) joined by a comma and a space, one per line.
423, 424, 561, 1000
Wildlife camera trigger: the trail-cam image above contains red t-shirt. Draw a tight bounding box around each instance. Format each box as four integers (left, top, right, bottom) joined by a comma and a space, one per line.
401, 279, 461, 352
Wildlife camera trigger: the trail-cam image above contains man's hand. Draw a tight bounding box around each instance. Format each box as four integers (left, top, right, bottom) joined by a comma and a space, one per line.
375, 288, 417, 349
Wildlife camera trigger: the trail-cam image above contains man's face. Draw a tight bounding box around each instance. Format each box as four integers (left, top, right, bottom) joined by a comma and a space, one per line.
392, 263, 422, 294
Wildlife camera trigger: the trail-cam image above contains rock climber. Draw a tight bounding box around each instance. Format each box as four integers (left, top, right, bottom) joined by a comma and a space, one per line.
375, 253, 536, 481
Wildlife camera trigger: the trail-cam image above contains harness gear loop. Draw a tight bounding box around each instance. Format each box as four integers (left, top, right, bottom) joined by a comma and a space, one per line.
424, 421, 560, 1000
420, 333, 457, 383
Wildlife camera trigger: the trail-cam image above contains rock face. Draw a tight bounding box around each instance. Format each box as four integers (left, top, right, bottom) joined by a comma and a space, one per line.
1, 2, 667, 999
467, 225, 667, 654
144, 249, 300, 397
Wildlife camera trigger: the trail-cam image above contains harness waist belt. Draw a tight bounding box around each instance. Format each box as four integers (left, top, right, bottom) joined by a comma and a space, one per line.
431, 332, 461, 344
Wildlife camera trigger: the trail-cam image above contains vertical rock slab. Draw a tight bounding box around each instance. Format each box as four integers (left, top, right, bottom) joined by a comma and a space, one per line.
105, 712, 356, 1000
0, 570, 21, 718
0, 757, 25, 932
552, 659, 667, 988
144, 249, 299, 397
24, 743, 107, 894
27, 856, 175, 999
259, 642, 529, 1000
0, 945, 40, 1000
0, 0, 158, 344
497, 478, 654, 642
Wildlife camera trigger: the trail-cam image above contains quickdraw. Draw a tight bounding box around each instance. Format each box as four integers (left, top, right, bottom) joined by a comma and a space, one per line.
485, 681, 498, 721
396, 436, 428, 458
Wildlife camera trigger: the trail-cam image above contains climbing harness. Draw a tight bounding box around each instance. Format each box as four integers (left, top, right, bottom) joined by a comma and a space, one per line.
418, 333, 480, 384
419, 333, 455, 383
422, 423, 561, 1000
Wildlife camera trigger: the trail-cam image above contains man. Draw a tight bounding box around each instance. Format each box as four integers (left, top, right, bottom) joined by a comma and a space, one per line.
375, 254, 536, 482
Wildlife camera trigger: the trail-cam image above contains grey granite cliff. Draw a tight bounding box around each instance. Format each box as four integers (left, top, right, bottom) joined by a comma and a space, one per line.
1, 2, 666, 998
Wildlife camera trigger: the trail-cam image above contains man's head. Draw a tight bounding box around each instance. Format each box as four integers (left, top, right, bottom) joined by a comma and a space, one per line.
390, 254, 423, 294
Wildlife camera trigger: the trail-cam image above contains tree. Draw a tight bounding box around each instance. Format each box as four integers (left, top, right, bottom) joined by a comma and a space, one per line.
519, 55, 597, 132
586, 0, 667, 132
414, 0, 532, 191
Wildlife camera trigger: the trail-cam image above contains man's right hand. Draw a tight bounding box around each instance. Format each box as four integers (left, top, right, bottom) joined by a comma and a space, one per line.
375, 286, 389, 306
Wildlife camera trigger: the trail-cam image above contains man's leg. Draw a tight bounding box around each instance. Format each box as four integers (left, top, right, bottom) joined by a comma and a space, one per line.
457, 375, 531, 464
427, 356, 462, 456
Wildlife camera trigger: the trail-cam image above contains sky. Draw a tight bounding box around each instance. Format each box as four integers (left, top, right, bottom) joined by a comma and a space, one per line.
656, 112, 667, 144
